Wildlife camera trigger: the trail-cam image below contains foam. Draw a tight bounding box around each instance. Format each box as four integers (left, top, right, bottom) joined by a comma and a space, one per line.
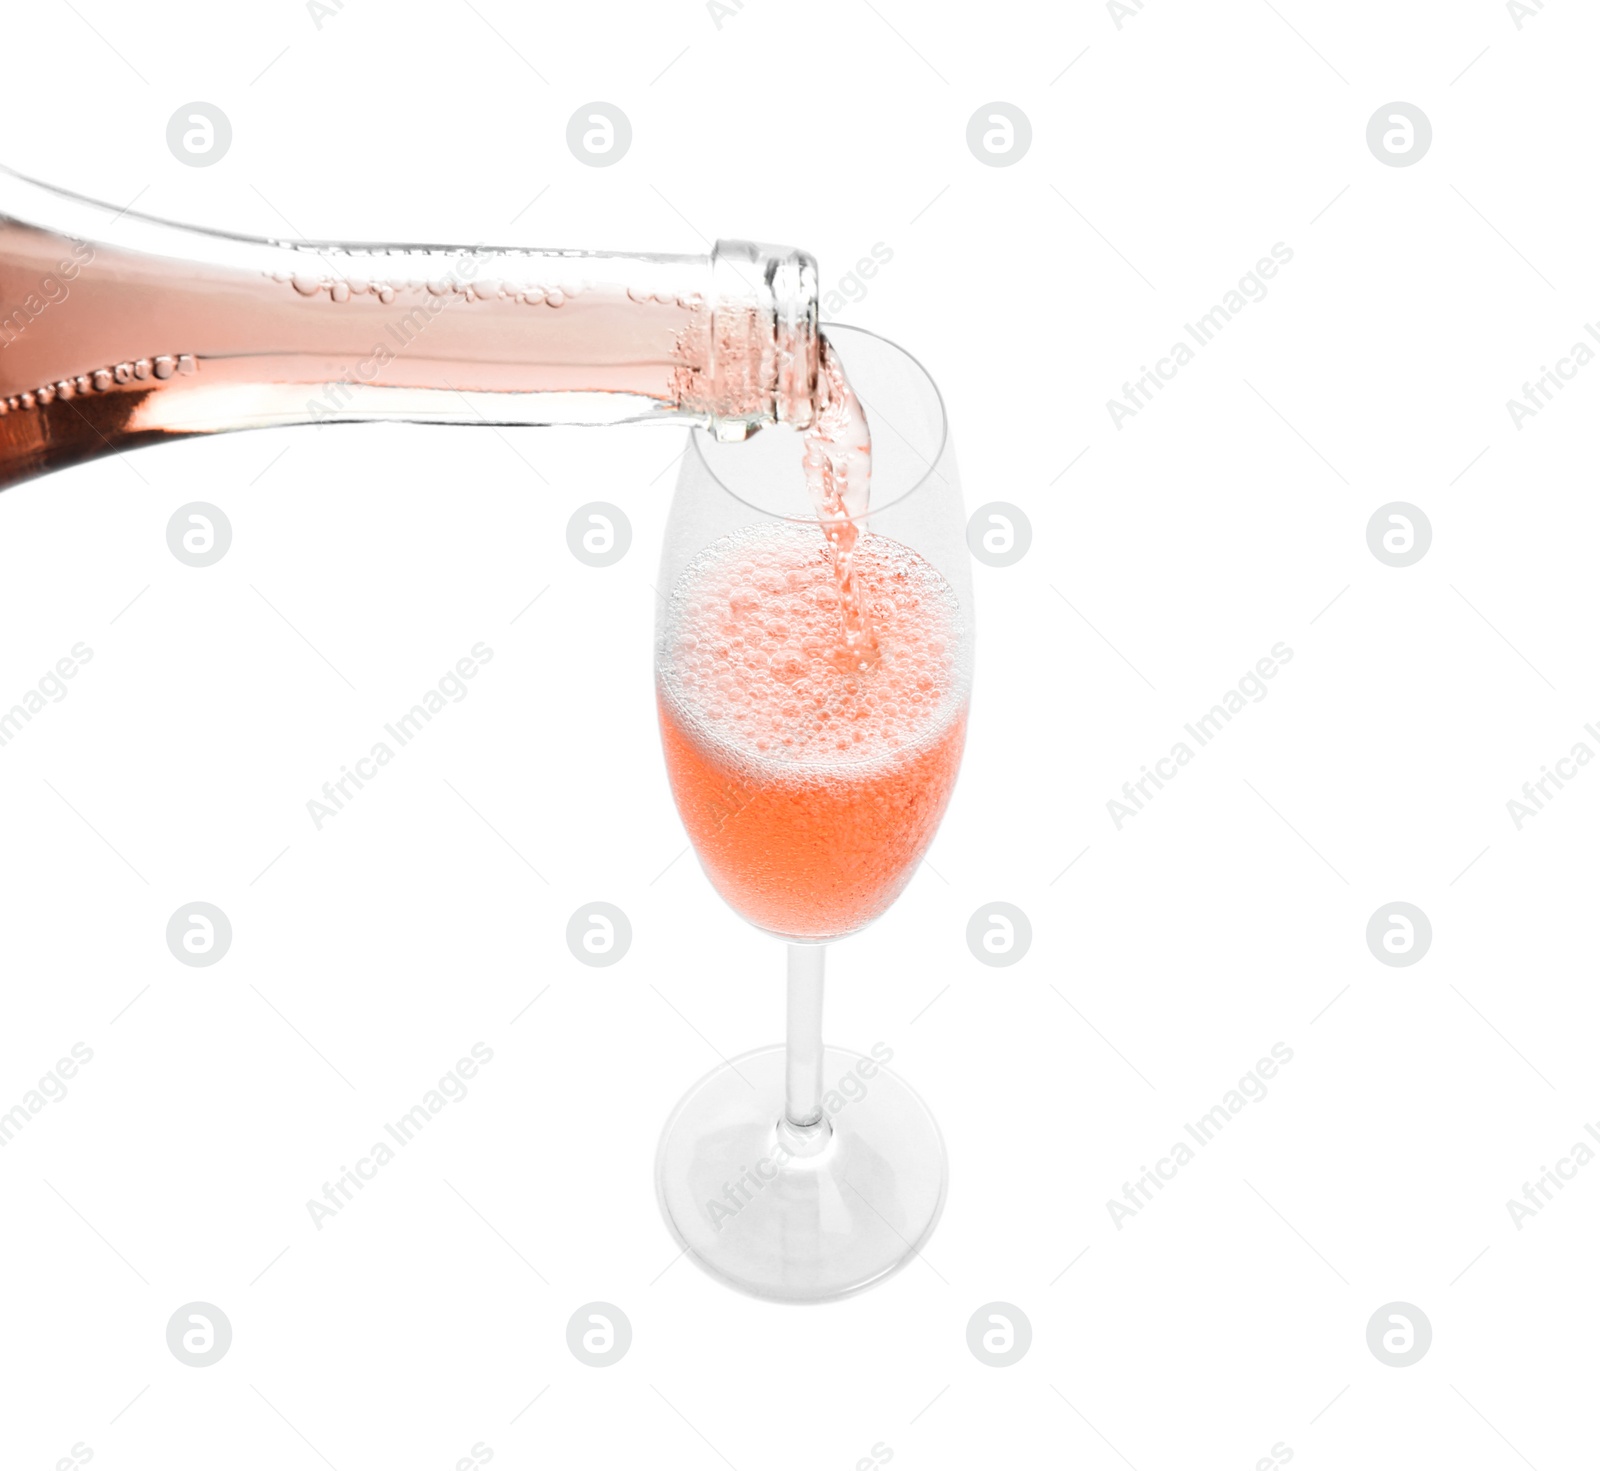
658, 522, 969, 779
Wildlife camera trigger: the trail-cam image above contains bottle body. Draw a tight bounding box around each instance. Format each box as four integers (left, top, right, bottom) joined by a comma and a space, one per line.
0, 169, 819, 489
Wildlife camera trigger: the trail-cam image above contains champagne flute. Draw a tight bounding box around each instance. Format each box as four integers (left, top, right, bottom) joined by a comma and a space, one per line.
653, 325, 973, 1302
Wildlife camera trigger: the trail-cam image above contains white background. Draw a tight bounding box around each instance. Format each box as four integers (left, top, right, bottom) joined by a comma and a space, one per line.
2, 0, 1598, 1467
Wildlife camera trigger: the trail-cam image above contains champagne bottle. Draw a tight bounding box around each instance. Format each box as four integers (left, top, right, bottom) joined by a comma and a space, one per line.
0, 166, 820, 490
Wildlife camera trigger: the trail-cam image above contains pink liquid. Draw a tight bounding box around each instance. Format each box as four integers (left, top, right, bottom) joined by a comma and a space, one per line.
801, 336, 875, 658
0, 171, 820, 488
657, 522, 969, 939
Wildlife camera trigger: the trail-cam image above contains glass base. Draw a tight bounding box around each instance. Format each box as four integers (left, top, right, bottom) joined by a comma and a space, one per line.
655, 1045, 948, 1303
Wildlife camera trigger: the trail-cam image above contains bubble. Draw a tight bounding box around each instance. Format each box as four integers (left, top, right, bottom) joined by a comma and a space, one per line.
657, 523, 970, 780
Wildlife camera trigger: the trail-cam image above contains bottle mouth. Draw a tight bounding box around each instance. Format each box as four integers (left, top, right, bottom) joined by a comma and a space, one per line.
689, 322, 951, 526
767, 247, 820, 431
708, 240, 820, 437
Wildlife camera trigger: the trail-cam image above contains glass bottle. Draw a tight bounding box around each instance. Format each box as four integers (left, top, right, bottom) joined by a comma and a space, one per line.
0, 166, 819, 490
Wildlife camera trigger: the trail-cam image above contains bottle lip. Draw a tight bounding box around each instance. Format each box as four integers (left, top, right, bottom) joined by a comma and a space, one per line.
687, 322, 952, 525
766, 247, 819, 430
709, 240, 820, 434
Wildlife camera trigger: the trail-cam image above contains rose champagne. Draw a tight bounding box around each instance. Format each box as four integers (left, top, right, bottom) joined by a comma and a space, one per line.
657, 521, 970, 940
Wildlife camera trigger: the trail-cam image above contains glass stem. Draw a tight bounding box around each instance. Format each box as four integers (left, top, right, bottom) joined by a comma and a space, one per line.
784, 942, 826, 1129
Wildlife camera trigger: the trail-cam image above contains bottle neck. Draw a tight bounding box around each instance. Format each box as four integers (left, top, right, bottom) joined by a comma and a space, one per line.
0, 168, 819, 487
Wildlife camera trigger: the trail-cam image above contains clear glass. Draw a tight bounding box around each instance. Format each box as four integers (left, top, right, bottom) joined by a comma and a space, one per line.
653, 324, 972, 1301
0, 166, 819, 489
